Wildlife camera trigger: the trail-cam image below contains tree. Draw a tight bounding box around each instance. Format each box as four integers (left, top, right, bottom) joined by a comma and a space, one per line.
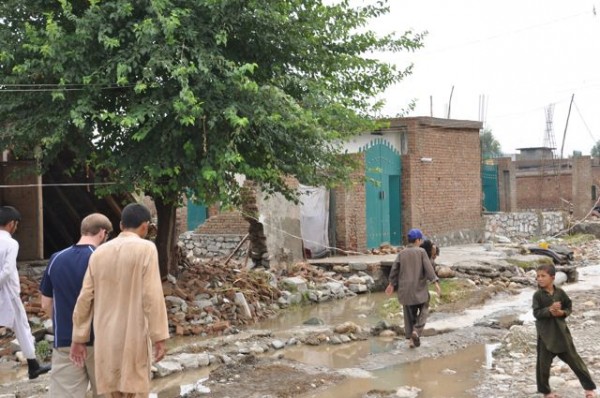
480, 128, 502, 159
592, 141, 600, 158
0, 0, 424, 276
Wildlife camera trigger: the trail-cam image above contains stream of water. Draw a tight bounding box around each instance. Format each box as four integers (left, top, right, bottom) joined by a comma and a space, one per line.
149, 264, 600, 397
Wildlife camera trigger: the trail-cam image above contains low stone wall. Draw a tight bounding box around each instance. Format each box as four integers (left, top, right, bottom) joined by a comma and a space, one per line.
179, 232, 247, 260
483, 211, 566, 240
428, 228, 484, 248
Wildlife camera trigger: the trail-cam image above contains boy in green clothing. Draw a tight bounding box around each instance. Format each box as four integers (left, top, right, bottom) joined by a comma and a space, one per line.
532, 264, 596, 398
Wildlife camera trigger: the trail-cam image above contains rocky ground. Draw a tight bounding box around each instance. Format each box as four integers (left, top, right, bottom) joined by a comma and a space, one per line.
1, 236, 600, 397
472, 288, 600, 398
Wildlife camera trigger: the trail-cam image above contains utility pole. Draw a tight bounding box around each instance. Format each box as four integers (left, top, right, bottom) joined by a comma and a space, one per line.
559, 94, 575, 161
447, 85, 454, 118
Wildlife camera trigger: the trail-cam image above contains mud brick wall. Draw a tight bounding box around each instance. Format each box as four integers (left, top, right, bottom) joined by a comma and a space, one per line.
398, 118, 483, 243
334, 153, 367, 253
195, 210, 249, 235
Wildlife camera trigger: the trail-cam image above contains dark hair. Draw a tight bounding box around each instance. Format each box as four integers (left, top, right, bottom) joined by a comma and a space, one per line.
0, 206, 21, 226
121, 203, 151, 229
420, 239, 440, 259
420, 239, 434, 258
536, 263, 556, 276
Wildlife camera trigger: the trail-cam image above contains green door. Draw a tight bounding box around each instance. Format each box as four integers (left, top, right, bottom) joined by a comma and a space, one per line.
482, 163, 499, 212
187, 200, 207, 230
362, 139, 402, 248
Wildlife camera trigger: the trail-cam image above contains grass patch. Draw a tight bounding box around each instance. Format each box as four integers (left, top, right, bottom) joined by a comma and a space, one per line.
560, 233, 596, 246
437, 279, 475, 305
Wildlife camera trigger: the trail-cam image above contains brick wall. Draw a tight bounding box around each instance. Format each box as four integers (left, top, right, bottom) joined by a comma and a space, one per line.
572, 156, 593, 218
195, 210, 249, 235
516, 174, 572, 210
394, 118, 483, 241
1, 161, 43, 260
496, 157, 517, 212
334, 153, 367, 253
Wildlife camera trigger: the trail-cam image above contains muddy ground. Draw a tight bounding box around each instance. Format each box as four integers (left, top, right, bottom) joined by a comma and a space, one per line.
0, 282, 512, 398
2, 246, 598, 398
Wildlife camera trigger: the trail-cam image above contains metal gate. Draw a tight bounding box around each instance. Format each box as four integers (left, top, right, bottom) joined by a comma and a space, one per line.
362, 139, 402, 248
482, 163, 499, 212
187, 199, 207, 230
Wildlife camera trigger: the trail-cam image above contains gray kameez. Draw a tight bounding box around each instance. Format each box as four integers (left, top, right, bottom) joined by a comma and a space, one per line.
388, 245, 438, 338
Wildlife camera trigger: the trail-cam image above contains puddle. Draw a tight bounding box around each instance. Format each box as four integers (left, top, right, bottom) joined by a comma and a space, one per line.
4, 265, 600, 397
148, 264, 600, 397
290, 343, 490, 398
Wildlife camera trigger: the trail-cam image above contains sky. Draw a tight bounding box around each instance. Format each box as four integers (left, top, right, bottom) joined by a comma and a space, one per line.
368, 0, 600, 156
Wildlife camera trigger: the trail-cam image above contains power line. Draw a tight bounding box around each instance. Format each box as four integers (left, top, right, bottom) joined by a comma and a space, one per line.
572, 99, 597, 143
0, 182, 116, 188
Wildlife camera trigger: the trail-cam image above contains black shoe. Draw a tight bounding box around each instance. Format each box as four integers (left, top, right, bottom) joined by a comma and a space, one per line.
27, 359, 51, 380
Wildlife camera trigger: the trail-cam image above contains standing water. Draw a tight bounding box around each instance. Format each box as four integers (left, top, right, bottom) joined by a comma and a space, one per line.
149, 265, 600, 397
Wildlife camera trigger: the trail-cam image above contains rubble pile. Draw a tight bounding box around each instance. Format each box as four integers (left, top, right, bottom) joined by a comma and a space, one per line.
164, 250, 372, 337
163, 253, 282, 336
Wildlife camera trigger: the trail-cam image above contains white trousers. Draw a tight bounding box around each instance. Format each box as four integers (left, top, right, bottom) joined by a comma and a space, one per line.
9, 297, 36, 359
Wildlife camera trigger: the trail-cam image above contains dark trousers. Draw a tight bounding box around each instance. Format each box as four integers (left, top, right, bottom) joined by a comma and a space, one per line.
536, 336, 596, 393
402, 301, 429, 339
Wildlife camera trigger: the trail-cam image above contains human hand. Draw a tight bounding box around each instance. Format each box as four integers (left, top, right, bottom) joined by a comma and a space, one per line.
153, 340, 166, 363
385, 284, 394, 296
69, 342, 87, 367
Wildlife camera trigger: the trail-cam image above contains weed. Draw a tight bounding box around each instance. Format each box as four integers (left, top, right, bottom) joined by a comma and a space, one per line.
35, 340, 52, 361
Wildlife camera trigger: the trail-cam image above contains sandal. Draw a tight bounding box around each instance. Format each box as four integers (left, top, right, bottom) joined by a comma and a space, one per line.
543, 393, 558, 398
585, 391, 596, 398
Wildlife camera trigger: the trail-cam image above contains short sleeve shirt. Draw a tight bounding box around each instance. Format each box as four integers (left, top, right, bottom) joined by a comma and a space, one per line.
40, 244, 95, 347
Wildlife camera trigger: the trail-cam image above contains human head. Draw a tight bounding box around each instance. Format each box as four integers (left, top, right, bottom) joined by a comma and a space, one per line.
536, 263, 556, 289
536, 263, 556, 276
0, 206, 22, 234
81, 213, 113, 242
420, 239, 433, 258
420, 239, 439, 260
120, 203, 152, 237
407, 228, 424, 244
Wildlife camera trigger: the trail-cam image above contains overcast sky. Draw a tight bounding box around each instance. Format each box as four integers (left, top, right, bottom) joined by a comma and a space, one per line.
369, 0, 600, 156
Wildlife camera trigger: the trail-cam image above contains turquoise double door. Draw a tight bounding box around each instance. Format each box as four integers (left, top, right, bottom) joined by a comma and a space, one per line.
362, 139, 402, 248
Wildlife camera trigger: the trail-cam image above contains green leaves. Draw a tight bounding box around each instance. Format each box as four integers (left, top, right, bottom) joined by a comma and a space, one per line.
0, 0, 422, 208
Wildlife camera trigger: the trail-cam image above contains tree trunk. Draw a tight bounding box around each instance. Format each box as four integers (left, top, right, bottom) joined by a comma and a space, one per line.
154, 197, 178, 279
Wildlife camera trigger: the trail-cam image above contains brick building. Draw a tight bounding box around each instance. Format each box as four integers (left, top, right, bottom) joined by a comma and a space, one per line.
337, 117, 484, 251
493, 148, 596, 219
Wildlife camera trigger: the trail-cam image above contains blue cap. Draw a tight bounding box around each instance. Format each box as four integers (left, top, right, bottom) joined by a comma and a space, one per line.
407, 228, 423, 240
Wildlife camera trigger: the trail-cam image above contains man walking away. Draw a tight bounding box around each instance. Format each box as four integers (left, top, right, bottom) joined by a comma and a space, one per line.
0, 205, 51, 379
40, 213, 112, 397
386, 228, 440, 348
70, 203, 169, 398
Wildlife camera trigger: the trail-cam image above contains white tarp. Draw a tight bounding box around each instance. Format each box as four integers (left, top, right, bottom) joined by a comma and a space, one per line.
299, 185, 329, 258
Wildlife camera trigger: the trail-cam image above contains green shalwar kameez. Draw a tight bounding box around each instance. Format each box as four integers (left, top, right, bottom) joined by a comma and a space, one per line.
532, 285, 596, 394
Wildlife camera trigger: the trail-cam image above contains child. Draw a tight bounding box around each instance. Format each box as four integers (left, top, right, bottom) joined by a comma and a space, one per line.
532, 264, 596, 398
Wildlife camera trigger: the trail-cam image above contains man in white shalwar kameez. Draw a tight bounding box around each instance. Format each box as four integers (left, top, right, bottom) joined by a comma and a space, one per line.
0, 206, 51, 379
70, 203, 169, 397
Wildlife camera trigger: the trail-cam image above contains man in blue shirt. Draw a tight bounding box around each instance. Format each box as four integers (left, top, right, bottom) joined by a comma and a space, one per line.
40, 213, 112, 397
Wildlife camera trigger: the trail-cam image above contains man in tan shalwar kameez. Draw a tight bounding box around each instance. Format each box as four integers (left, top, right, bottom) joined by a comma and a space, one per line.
70, 203, 169, 398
